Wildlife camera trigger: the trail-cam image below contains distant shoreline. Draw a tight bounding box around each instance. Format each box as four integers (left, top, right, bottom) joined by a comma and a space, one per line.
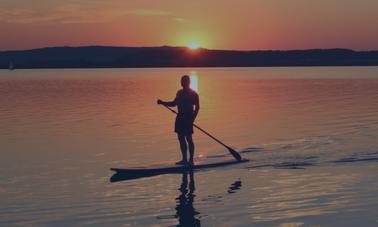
2, 65, 378, 71
1, 46, 378, 69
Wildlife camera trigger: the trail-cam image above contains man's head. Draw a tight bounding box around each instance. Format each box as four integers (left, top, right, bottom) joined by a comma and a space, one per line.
181, 75, 190, 89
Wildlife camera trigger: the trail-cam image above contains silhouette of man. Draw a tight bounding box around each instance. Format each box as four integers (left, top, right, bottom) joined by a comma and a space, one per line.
158, 75, 200, 166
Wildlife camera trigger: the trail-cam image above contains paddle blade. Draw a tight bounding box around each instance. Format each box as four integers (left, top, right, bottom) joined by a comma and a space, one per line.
227, 147, 242, 161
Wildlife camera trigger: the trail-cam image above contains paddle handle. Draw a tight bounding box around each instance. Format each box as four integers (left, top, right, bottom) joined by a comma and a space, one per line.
193, 124, 230, 149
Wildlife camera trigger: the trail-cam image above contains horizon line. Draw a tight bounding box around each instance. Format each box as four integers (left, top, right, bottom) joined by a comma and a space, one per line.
1, 45, 378, 53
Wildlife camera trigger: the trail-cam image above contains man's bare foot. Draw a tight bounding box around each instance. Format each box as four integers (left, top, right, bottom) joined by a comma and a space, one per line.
175, 160, 188, 165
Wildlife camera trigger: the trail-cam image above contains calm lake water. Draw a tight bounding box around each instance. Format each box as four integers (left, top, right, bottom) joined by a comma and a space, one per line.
1, 67, 378, 226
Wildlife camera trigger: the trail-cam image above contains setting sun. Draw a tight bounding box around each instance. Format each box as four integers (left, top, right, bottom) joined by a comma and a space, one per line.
187, 42, 199, 50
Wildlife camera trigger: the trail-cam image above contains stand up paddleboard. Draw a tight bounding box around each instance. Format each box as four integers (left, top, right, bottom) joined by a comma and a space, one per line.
110, 158, 249, 182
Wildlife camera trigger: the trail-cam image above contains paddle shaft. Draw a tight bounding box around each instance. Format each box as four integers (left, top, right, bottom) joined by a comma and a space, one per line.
162, 105, 242, 160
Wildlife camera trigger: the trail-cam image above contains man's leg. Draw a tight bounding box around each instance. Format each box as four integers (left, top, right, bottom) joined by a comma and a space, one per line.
186, 134, 194, 165
177, 134, 188, 164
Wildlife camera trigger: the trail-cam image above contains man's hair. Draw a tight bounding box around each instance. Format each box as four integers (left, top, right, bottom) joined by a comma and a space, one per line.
181, 75, 190, 88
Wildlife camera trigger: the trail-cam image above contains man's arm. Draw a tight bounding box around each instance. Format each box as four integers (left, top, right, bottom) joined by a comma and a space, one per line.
193, 94, 200, 121
158, 99, 177, 107
157, 91, 179, 107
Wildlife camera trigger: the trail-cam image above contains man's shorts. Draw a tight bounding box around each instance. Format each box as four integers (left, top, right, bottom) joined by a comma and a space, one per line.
175, 113, 194, 135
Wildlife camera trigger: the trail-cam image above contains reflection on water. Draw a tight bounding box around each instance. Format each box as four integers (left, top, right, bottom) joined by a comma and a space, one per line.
227, 180, 242, 194
189, 72, 199, 93
156, 171, 243, 226
175, 171, 200, 227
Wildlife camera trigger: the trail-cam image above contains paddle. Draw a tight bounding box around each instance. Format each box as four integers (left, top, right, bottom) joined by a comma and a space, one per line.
161, 105, 242, 161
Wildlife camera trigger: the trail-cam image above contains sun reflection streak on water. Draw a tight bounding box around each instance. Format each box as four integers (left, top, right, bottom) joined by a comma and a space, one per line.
189, 72, 198, 93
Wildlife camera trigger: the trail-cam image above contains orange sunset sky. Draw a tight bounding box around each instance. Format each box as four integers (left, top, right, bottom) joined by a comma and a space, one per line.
1, 0, 377, 51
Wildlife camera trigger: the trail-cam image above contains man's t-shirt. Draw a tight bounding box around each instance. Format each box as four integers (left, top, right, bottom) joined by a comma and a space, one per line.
174, 88, 199, 134
175, 88, 199, 115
